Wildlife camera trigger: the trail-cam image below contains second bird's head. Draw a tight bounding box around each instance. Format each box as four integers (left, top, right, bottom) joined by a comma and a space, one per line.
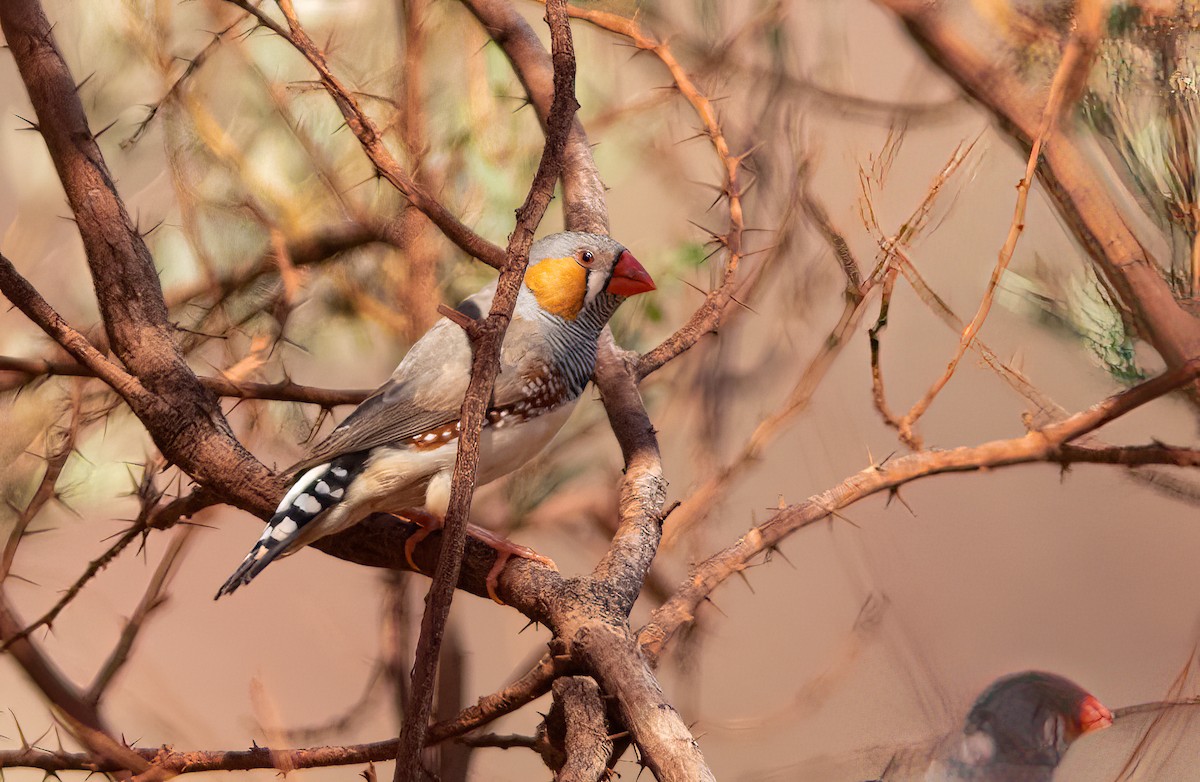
521, 232, 655, 322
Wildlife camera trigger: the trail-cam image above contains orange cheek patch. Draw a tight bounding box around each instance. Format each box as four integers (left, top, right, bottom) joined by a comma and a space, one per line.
524, 256, 587, 320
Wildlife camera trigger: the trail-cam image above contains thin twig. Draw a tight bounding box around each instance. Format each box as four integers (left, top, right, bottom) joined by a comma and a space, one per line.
1, 385, 82, 582
895, 0, 1103, 447
664, 141, 979, 543
539, 2, 750, 378
87, 527, 194, 704
0, 356, 370, 405
640, 359, 1200, 660
392, 1, 579, 778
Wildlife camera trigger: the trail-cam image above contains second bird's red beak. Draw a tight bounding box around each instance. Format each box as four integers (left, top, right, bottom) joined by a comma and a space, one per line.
1078, 695, 1114, 733
607, 250, 656, 297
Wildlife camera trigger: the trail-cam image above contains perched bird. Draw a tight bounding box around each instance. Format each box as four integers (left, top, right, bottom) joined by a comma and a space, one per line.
869, 671, 1113, 782
216, 232, 655, 600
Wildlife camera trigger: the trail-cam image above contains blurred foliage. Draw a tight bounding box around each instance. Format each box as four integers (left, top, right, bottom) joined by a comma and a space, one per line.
975, 1, 1200, 381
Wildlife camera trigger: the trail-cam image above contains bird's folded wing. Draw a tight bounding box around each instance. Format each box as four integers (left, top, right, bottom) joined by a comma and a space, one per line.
291, 286, 546, 472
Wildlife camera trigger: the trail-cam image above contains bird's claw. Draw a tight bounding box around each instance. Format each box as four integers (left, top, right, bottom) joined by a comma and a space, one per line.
395, 512, 556, 604
398, 510, 444, 573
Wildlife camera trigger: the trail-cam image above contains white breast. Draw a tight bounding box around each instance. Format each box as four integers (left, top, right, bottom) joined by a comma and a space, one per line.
335, 399, 580, 526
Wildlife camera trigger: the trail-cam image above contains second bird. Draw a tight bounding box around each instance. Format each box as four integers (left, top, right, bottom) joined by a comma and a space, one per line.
216, 231, 655, 599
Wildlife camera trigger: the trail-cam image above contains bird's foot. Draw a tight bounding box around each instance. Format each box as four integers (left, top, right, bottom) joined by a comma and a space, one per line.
397, 509, 444, 573
395, 512, 556, 603
465, 524, 557, 604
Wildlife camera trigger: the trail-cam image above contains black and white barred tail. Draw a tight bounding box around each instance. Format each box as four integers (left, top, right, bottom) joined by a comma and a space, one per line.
214, 455, 364, 598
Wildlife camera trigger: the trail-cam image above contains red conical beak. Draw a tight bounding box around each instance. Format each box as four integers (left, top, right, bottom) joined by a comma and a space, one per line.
1078, 695, 1113, 733
607, 250, 655, 297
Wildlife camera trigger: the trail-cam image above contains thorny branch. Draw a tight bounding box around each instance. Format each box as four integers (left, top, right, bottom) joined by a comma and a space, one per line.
876, 0, 1200, 396
0, 355, 369, 405
665, 140, 979, 544
894, 0, 1104, 449
639, 359, 1200, 660
87, 527, 193, 704
1, 386, 82, 582
537, 2, 753, 378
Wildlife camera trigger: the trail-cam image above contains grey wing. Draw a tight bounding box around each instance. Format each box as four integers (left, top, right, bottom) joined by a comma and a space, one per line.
291, 284, 545, 471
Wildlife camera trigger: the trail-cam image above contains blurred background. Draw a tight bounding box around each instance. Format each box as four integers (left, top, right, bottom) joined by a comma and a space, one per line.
2, 0, 1199, 779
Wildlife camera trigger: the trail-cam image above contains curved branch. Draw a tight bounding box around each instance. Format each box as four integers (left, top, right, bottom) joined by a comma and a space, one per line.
876, 0, 1200, 394
0, 0, 287, 520
393, 1, 580, 776
545, 4, 750, 378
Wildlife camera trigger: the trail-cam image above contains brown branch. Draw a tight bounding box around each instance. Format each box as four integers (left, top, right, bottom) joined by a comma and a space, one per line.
0, 0, 281, 515
0, 653, 562, 774
571, 623, 707, 782
459, 733, 539, 750
426, 652, 561, 745
0, 525, 142, 653
162, 221, 395, 310
551, 5, 748, 378
589, 335, 667, 597
0, 739, 404, 775
0, 0, 289, 522
876, 0, 1200, 395
664, 141, 979, 543
0, 355, 370, 405
869, 264, 904, 429
0, 588, 153, 779
0, 488, 217, 653
801, 170, 863, 298
894, 250, 1066, 423
895, 0, 1104, 448
392, 1, 579, 778
223, 0, 505, 268
550, 677, 612, 782
0, 0, 192, 388
0, 256, 153, 404
639, 359, 1200, 660
439, 10, 711, 771
121, 19, 241, 149
0, 3, 706, 778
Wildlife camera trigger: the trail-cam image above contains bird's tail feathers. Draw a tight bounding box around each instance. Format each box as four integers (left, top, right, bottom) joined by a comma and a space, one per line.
214, 455, 365, 599
214, 513, 297, 599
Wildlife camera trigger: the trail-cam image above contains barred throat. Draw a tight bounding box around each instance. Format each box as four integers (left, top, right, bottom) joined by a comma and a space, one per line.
539, 289, 620, 395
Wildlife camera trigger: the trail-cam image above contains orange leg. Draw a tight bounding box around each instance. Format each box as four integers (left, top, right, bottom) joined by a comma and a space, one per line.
398, 509, 443, 572
395, 511, 557, 603
468, 524, 558, 604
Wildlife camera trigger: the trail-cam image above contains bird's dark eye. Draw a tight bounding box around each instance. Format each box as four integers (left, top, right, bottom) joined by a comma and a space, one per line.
580, 250, 595, 265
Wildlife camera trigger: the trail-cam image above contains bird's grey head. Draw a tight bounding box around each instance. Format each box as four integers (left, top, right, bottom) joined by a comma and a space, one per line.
522, 231, 655, 324
960, 671, 1112, 768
